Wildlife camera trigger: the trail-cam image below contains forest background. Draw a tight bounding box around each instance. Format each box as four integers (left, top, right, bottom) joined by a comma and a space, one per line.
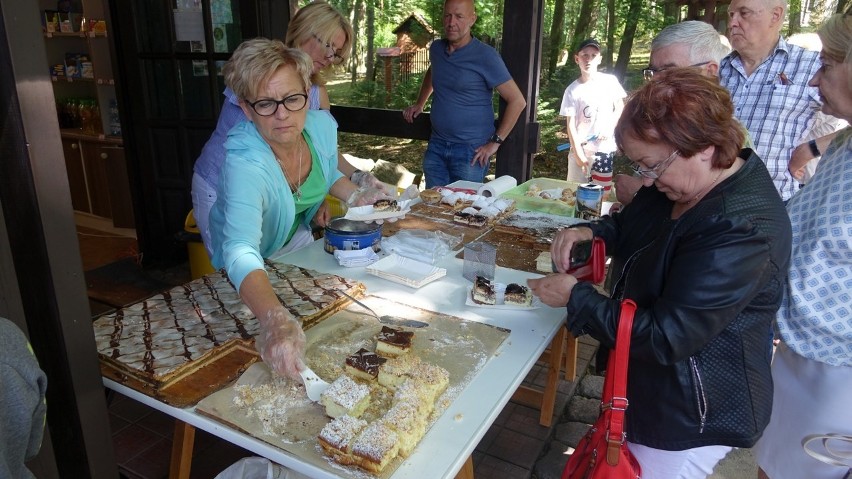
300, 0, 849, 183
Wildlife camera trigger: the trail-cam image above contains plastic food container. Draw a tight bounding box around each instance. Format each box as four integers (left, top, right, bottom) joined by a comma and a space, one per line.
500, 178, 581, 217
323, 218, 382, 254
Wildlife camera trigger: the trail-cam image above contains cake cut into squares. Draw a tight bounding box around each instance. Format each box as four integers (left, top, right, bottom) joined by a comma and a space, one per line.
351, 422, 400, 473
378, 354, 422, 391
503, 283, 532, 306
380, 400, 428, 457
376, 326, 414, 357
320, 374, 371, 418
393, 377, 438, 416
344, 348, 387, 382
409, 361, 450, 399
318, 414, 368, 465
472, 275, 496, 305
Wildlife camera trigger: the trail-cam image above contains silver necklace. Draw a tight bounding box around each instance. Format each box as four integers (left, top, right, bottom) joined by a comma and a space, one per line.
276, 139, 304, 200
686, 168, 724, 207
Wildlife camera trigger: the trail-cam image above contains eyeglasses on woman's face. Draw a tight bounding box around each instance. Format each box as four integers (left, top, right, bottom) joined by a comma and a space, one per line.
245, 93, 308, 116
643, 61, 711, 81
311, 33, 344, 65
631, 150, 680, 179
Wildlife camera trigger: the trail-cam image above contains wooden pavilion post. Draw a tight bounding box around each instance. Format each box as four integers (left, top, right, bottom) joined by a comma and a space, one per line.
496, 0, 544, 183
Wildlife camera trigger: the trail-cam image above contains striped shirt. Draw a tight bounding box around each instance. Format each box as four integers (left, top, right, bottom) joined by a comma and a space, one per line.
720, 37, 838, 201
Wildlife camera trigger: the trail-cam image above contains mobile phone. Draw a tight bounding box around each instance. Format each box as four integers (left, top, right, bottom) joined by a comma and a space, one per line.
568, 240, 593, 269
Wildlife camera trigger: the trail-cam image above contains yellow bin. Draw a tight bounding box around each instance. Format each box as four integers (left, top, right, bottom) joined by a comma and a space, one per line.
184, 210, 216, 280
326, 195, 348, 218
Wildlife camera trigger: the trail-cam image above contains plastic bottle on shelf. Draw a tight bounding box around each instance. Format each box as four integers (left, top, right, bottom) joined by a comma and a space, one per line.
79, 98, 94, 133
67, 98, 80, 129
91, 100, 103, 135
108, 99, 121, 137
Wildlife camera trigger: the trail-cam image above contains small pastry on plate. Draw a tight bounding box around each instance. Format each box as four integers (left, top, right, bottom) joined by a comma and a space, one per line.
503, 283, 532, 306
419, 189, 441, 204
472, 275, 496, 305
373, 199, 400, 212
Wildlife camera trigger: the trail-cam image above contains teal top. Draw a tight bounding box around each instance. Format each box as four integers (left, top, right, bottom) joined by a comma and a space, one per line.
209, 110, 343, 291
286, 136, 326, 244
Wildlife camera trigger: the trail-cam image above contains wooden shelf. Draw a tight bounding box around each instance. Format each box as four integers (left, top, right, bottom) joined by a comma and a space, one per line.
44, 31, 107, 38
60, 129, 122, 145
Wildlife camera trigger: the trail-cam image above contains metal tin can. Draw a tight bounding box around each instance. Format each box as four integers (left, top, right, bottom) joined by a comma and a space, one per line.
323, 218, 382, 254
575, 183, 604, 220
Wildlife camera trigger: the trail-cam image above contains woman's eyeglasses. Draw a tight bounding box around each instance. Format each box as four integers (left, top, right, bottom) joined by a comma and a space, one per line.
312, 34, 344, 65
245, 93, 308, 116
643, 61, 711, 81
631, 150, 680, 179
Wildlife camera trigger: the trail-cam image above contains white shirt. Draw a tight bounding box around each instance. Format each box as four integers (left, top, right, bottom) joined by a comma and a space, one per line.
559, 72, 626, 154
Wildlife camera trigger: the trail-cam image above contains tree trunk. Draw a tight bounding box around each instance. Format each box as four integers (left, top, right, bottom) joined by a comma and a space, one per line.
350, 0, 363, 83
788, 0, 802, 35
571, 0, 597, 53
605, 0, 615, 68
365, 0, 375, 82
613, 0, 643, 80
547, 0, 567, 79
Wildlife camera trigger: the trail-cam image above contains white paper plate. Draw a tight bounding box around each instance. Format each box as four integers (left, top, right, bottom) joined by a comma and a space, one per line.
466, 283, 540, 310
366, 253, 447, 288
343, 199, 412, 222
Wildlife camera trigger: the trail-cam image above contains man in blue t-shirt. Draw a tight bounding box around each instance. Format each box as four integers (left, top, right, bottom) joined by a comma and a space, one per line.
402, 0, 526, 188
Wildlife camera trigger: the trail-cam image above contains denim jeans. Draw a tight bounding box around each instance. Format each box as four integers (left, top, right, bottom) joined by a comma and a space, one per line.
423, 139, 489, 188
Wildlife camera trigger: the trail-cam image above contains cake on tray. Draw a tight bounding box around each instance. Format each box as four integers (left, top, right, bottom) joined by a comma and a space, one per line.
93, 260, 365, 396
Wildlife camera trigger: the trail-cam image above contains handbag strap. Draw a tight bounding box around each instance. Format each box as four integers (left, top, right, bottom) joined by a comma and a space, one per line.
802, 434, 852, 468
603, 299, 637, 465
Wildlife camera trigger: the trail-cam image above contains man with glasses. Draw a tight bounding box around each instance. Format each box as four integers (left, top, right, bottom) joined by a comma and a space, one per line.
559, 38, 626, 190
616, 21, 733, 205
402, 0, 526, 188
720, 0, 840, 201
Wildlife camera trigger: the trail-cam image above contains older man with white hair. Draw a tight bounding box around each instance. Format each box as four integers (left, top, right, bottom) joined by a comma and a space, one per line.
720, 0, 840, 201
615, 21, 734, 205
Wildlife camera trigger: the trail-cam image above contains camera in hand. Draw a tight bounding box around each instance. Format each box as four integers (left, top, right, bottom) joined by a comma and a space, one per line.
551, 240, 593, 272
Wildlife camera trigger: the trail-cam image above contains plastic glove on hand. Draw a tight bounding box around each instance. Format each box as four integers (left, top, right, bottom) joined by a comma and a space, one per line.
350, 170, 387, 191
346, 187, 393, 207
255, 306, 306, 380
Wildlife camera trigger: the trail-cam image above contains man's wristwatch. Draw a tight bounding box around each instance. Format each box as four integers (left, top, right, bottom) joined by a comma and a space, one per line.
489, 133, 504, 144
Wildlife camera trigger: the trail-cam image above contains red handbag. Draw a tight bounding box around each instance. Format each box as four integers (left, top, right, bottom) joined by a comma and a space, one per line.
565, 237, 607, 284
562, 299, 642, 479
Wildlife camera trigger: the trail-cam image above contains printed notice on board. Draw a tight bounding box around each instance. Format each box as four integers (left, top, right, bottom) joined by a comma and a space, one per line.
174, 9, 204, 42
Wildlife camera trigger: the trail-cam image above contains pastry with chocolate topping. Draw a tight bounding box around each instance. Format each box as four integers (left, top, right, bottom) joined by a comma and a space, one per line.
472, 275, 496, 305
344, 348, 387, 381
453, 211, 471, 225
503, 283, 532, 306
372, 198, 399, 212
468, 214, 488, 227
376, 326, 414, 357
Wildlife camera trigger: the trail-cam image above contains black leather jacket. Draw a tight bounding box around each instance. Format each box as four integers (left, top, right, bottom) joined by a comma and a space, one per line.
568, 150, 792, 450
